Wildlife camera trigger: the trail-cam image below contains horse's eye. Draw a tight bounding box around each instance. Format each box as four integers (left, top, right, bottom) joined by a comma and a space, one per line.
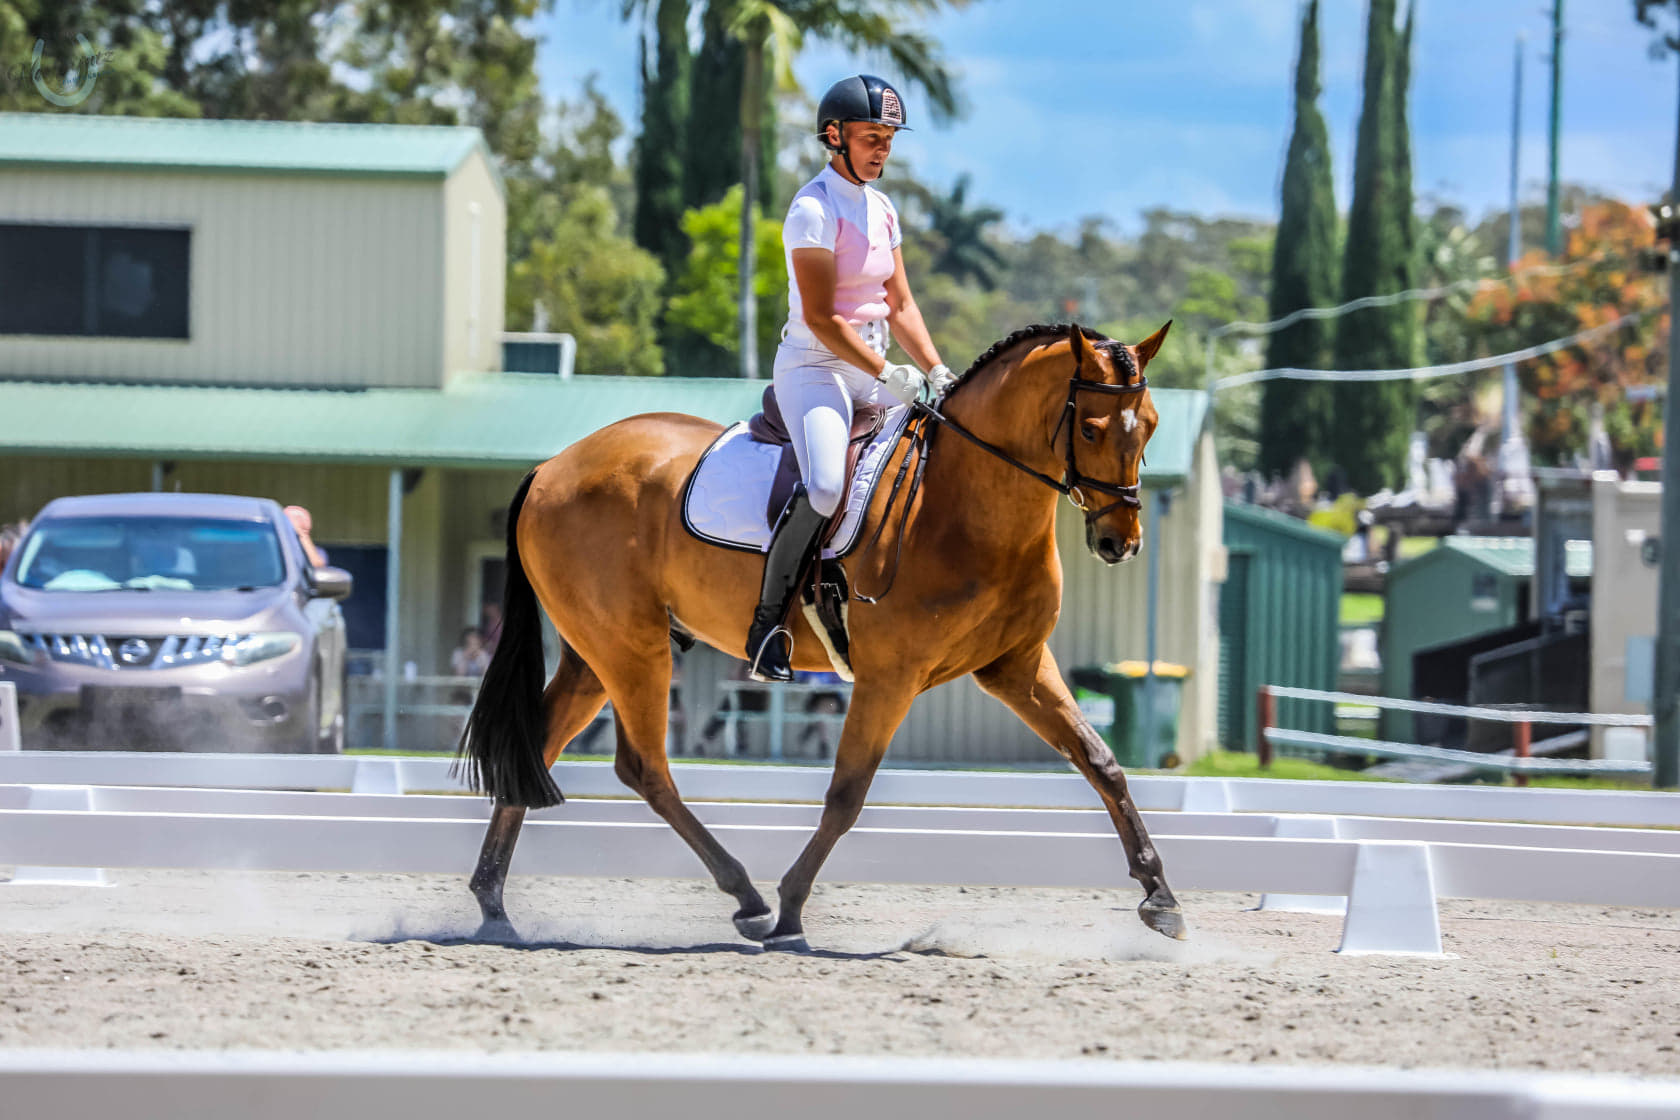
1080, 420, 1098, 443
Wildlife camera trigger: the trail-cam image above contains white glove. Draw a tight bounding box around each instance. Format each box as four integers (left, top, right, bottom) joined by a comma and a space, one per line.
877, 362, 927, 406
927, 363, 957, 397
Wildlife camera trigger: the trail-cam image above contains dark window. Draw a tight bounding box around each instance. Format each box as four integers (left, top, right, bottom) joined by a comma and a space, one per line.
0, 223, 190, 339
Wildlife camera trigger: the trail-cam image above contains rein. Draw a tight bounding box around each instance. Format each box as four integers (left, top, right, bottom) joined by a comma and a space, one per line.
851, 326, 1147, 603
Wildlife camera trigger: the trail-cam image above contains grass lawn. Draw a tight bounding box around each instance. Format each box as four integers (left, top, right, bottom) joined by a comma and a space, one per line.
1340, 592, 1384, 626
1181, 750, 1393, 782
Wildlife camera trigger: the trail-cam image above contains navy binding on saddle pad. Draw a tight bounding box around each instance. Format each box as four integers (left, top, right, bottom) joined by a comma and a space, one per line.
681, 400, 912, 558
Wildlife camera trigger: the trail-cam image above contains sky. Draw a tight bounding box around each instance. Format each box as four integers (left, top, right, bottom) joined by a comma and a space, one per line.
534, 0, 1679, 236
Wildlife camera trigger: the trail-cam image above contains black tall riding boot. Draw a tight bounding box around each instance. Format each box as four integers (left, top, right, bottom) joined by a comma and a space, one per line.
746, 484, 828, 682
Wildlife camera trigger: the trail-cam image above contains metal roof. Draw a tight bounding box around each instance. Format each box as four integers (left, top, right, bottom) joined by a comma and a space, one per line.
0, 374, 1211, 482
1397, 535, 1593, 581
1224, 500, 1346, 551
0, 112, 497, 188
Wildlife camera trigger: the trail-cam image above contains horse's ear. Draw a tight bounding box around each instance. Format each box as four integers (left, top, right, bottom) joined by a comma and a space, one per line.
1067, 324, 1095, 368
1135, 320, 1172, 371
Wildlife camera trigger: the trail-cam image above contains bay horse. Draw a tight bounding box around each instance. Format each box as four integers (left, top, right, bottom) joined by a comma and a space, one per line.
458, 321, 1185, 951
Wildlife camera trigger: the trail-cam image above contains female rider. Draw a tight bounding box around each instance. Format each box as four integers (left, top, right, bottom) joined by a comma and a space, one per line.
744, 73, 955, 682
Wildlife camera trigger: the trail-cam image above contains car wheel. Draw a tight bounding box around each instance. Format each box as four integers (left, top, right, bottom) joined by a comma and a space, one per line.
317, 665, 347, 755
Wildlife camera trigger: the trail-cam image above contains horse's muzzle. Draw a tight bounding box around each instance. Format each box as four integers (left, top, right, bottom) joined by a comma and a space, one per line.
1092, 531, 1141, 565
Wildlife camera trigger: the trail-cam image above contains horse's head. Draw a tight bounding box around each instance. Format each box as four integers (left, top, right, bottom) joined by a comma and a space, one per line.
1063, 322, 1171, 564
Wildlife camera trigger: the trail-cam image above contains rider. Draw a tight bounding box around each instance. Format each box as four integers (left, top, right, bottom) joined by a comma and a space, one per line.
744, 73, 957, 683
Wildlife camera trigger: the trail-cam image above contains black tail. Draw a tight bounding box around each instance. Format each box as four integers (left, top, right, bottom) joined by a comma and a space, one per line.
453, 471, 564, 808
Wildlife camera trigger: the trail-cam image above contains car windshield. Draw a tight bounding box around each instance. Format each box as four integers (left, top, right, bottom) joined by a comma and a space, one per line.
13, 516, 286, 592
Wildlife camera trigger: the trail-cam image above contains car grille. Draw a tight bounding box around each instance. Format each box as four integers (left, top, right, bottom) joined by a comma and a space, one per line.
18, 633, 246, 670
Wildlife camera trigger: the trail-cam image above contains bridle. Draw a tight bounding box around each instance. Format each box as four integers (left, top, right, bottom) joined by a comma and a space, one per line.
915, 326, 1149, 526
852, 327, 1147, 604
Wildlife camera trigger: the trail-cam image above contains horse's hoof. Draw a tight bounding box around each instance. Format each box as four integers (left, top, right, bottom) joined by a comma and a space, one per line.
475, 918, 522, 944
733, 910, 776, 942
762, 933, 811, 953
1138, 902, 1188, 941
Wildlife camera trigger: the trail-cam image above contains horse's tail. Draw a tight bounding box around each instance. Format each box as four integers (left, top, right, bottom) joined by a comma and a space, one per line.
453, 470, 564, 808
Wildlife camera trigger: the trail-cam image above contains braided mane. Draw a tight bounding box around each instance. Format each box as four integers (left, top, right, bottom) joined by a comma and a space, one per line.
949, 323, 1137, 396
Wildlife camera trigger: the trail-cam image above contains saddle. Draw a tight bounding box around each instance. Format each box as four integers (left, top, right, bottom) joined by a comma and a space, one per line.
746, 386, 888, 543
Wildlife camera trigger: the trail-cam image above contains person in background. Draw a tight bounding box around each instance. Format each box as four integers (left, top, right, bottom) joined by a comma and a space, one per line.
450, 626, 491, 678
479, 602, 503, 656
284, 505, 329, 568
0, 520, 28, 573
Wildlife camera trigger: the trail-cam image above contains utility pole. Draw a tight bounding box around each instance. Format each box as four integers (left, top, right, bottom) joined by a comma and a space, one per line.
1653, 45, 1680, 790
1546, 0, 1565, 256
1500, 34, 1534, 512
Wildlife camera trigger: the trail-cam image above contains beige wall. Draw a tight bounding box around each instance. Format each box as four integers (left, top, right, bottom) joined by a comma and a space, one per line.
441, 150, 507, 375
0, 168, 447, 388
1590, 472, 1661, 756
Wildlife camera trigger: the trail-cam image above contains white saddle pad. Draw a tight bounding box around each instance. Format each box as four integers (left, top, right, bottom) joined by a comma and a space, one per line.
683, 405, 912, 558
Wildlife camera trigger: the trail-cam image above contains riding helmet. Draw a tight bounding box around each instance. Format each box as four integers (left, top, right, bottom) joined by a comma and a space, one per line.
816, 74, 911, 147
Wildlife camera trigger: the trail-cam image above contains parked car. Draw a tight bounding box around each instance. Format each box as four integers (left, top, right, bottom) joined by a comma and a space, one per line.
0, 493, 352, 752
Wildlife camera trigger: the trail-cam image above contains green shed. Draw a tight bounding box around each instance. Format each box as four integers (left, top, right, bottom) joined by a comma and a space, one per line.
1219, 502, 1344, 751
1379, 536, 1592, 740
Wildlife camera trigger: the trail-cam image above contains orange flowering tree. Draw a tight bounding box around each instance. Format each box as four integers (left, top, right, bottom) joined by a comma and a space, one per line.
1465, 200, 1668, 467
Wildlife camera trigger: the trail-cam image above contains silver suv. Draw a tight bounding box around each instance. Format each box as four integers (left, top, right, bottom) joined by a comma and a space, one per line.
0, 492, 352, 752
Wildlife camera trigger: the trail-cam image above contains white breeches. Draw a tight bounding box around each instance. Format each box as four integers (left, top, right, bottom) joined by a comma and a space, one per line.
771, 321, 893, 518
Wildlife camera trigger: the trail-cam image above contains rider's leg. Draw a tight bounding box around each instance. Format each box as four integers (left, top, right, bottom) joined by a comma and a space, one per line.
745, 358, 854, 682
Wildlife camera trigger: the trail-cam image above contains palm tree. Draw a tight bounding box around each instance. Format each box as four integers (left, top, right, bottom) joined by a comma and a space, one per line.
922, 173, 1006, 289
713, 0, 969, 377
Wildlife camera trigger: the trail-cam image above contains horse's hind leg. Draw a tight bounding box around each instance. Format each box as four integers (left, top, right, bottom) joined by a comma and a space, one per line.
975, 643, 1186, 941
603, 653, 774, 940
469, 645, 607, 939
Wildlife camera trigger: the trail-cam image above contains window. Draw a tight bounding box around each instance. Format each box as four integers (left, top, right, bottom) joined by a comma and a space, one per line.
0, 223, 190, 339
15, 516, 283, 592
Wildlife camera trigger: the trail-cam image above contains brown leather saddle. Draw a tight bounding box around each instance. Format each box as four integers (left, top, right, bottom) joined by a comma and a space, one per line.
745, 385, 888, 541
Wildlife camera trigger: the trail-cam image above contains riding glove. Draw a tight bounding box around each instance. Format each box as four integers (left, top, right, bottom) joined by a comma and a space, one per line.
927, 363, 957, 397
878, 362, 927, 405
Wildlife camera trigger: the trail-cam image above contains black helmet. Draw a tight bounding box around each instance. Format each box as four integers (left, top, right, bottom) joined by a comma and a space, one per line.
816, 74, 910, 147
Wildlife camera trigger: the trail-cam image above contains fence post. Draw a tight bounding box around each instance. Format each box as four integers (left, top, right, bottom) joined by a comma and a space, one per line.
1256, 686, 1275, 768
1513, 720, 1531, 788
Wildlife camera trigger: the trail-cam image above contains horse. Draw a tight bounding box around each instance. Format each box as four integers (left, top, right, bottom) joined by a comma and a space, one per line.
457, 321, 1185, 951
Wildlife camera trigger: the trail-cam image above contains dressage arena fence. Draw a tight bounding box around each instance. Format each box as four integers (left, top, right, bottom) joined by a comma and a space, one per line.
4, 749, 1680, 1118
3, 750, 1680, 959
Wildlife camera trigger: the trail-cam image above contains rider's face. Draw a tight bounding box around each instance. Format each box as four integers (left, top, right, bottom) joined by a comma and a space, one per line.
830, 122, 896, 181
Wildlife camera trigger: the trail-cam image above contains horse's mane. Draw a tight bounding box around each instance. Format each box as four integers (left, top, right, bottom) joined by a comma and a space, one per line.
948, 323, 1138, 397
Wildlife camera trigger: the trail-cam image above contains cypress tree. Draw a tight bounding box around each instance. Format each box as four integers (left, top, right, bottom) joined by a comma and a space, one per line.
1260, 0, 1340, 480
634, 0, 692, 281
685, 3, 745, 209
1331, 0, 1418, 493
1391, 1, 1421, 366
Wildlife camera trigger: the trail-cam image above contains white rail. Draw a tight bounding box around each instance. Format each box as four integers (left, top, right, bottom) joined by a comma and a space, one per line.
2, 1051, 1676, 1120
1265, 685, 1654, 727
2, 751, 1678, 826
1265, 728, 1652, 775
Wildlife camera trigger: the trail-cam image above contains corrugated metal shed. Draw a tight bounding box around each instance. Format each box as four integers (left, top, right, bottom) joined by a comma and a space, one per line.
1219, 502, 1343, 751
0, 375, 1211, 480
1380, 535, 1592, 740
0, 112, 499, 190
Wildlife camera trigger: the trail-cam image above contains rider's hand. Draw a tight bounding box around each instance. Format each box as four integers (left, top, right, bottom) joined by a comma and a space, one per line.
877, 362, 927, 406
927, 363, 957, 398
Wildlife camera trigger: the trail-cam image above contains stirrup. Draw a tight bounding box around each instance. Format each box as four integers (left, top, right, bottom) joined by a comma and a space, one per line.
747, 625, 795, 683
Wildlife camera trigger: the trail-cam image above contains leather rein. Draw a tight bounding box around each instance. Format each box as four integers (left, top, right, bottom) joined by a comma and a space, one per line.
852, 329, 1148, 603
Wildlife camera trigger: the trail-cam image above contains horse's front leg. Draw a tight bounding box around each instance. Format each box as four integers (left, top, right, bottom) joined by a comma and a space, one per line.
975, 643, 1186, 940
765, 684, 918, 951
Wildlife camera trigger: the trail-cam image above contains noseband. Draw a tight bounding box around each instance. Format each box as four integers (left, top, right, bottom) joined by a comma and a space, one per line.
917, 327, 1148, 526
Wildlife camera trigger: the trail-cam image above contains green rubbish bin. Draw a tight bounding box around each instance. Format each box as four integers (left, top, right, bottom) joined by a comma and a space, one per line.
1069, 660, 1189, 769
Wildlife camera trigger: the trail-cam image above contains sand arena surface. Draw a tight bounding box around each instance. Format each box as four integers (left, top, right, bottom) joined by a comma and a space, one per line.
0, 869, 1676, 1076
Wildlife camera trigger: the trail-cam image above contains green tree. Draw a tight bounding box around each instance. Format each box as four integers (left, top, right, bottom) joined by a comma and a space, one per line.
1331, 0, 1419, 493
509, 185, 667, 377
1260, 0, 1340, 480
631, 0, 692, 282
918, 173, 1006, 289
666, 184, 788, 375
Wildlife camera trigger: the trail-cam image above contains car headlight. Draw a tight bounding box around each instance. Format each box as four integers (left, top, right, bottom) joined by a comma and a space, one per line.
0, 630, 41, 666
221, 632, 302, 667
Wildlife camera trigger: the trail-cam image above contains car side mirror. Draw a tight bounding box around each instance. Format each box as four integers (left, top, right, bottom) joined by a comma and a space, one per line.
308, 565, 353, 601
